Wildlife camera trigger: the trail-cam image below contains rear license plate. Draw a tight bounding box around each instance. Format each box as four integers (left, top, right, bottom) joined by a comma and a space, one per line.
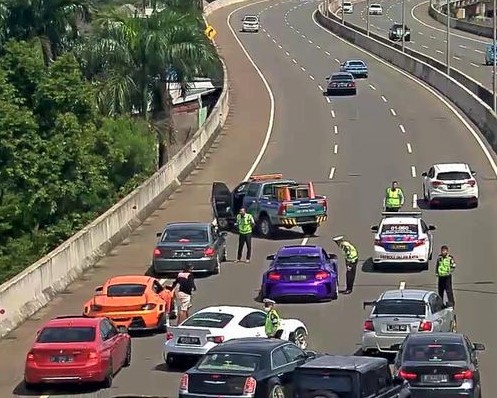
178, 336, 200, 345
387, 324, 407, 332
422, 374, 448, 383
51, 355, 74, 363
174, 251, 192, 257
391, 244, 407, 250
448, 184, 461, 189
290, 275, 307, 281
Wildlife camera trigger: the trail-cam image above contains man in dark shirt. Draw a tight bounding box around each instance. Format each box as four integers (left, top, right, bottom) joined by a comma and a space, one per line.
172, 263, 196, 325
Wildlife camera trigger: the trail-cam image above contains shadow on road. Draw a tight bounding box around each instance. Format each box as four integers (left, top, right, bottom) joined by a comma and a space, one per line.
361, 257, 425, 274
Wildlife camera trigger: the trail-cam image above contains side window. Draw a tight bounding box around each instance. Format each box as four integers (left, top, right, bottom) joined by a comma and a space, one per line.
321, 249, 329, 260
234, 182, 249, 193
104, 319, 118, 339
100, 320, 111, 341
153, 281, 164, 294
377, 365, 393, 391
420, 220, 428, 233
210, 225, 218, 240
246, 183, 259, 197
239, 312, 266, 328
428, 167, 435, 178
362, 370, 379, 397
262, 184, 273, 197
431, 294, 444, 314
271, 347, 289, 369
281, 344, 305, 362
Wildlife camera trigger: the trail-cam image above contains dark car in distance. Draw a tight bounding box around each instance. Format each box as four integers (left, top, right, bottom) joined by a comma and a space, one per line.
178, 337, 317, 398
393, 333, 485, 398
389, 23, 411, 41
152, 222, 227, 276
326, 72, 357, 96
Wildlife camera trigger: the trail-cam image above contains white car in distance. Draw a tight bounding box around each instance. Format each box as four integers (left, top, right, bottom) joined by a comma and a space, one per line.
241, 15, 259, 32
163, 305, 308, 367
368, 3, 383, 15
343, 1, 354, 13
421, 163, 478, 208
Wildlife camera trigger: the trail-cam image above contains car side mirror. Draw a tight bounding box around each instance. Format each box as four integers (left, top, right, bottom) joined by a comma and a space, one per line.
327, 253, 338, 260
473, 343, 486, 351
371, 225, 379, 232
95, 286, 103, 293
325, 76, 330, 80
421, 172, 427, 177
156, 232, 162, 237
428, 225, 436, 230
266, 254, 275, 260
471, 170, 477, 176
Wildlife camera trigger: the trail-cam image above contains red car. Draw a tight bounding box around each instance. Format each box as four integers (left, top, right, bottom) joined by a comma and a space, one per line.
24, 315, 131, 389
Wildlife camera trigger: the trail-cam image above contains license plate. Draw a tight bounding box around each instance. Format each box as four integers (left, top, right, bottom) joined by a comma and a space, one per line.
290, 275, 307, 281
391, 244, 407, 250
51, 355, 73, 363
448, 184, 461, 189
387, 324, 407, 332
174, 251, 192, 257
178, 336, 200, 345
422, 374, 448, 383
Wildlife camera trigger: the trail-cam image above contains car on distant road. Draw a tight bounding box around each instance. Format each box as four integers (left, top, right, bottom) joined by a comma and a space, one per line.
261, 245, 339, 302
152, 222, 227, 275
343, 1, 354, 13
164, 306, 309, 367
178, 337, 317, 398
421, 162, 479, 208
485, 43, 496, 65
340, 59, 368, 78
389, 23, 411, 41
393, 333, 485, 397
361, 287, 457, 355
371, 211, 436, 270
326, 72, 357, 95
368, 3, 383, 14
241, 15, 259, 32
24, 315, 131, 389
83, 275, 175, 332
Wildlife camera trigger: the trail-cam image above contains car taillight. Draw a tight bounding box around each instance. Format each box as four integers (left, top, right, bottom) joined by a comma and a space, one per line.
278, 203, 288, 215
179, 373, 189, 391
166, 332, 174, 340
454, 369, 474, 380
431, 180, 444, 187
348, 82, 355, 87
153, 248, 161, 256
315, 271, 330, 280
207, 336, 224, 343
204, 247, 215, 256
88, 351, 99, 360
399, 369, 417, 380
414, 238, 426, 247
318, 199, 327, 211
364, 320, 374, 331
141, 303, 156, 310
26, 352, 35, 361
243, 376, 257, 394
467, 179, 476, 187
90, 304, 102, 312
268, 272, 281, 281
418, 320, 432, 332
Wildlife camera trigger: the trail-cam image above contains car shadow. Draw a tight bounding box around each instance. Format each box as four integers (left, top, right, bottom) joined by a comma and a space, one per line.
353, 347, 396, 363
13, 381, 103, 396
154, 362, 188, 374
361, 257, 425, 274
145, 265, 213, 281
253, 288, 334, 305
255, 229, 307, 241
416, 198, 477, 211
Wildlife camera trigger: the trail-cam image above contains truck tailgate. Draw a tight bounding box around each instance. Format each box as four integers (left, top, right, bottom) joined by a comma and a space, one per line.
286, 199, 326, 215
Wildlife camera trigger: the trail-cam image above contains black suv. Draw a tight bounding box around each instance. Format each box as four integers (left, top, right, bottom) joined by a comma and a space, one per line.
293, 355, 411, 398
389, 23, 411, 41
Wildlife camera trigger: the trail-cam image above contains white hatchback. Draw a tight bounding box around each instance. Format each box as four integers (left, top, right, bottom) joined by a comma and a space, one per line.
241, 15, 259, 32
343, 2, 354, 13
368, 3, 383, 14
421, 163, 478, 208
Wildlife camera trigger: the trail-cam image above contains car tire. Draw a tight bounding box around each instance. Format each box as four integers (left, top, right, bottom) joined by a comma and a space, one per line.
301, 224, 318, 236
310, 391, 339, 398
102, 362, 113, 388
289, 327, 308, 350
469, 199, 479, 208
123, 342, 132, 367
268, 381, 286, 398
158, 313, 169, 332
421, 262, 429, 271
259, 215, 275, 238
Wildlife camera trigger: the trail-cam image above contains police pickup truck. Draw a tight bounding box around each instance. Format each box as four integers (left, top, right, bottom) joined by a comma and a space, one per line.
211, 174, 328, 238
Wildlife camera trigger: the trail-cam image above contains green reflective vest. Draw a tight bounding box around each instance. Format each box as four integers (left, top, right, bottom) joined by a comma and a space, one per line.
236, 213, 254, 234
437, 255, 455, 277
341, 241, 359, 263
385, 187, 403, 208
265, 309, 281, 337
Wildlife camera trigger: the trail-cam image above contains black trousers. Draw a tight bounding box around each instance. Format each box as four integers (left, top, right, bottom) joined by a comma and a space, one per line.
237, 233, 252, 260
385, 206, 400, 212
438, 275, 455, 306
346, 260, 358, 291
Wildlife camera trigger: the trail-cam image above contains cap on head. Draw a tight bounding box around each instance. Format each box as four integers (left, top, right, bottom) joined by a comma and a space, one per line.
263, 298, 276, 306
332, 235, 344, 242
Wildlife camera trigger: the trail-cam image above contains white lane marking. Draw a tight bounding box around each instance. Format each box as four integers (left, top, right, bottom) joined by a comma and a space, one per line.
399, 124, 406, 133
406, 143, 412, 153
333, 144, 339, 154
334, 58, 340, 63
301, 66, 306, 71
309, 74, 315, 80
430, 35, 436, 40
412, 193, 418, 208
475, 49, 484, 54
329, 167, 336, 179
272, 38, 277, 43
422, 45, 429, 49
312, 11, 497, 179
318, 84, 323, 91
459, 45, 467, 49
296, 29, 300, 33
453, 56, 461, 60
435, 50, 443, 54
228, 1, 276, 181
369, 84, 376, 90
390, 108, 397, 116
285, 51, 290, 56
292, 58, 297, 63
470, 62, 480, 68
301, 34, 306, 38
316, 45, 321, 49
308, 39, 313, 44
262, 28, 266, 32
411, 166, 417, 178
381, 95, 388, 102
325, 50, 331, 55
267, 33, 271, 37
418, 31, 424, 35
333, 125, 339, 134
399, 281, 406, 289
331, 109, 336, 118
301, 237, 309, 245
326, 97, 331, 103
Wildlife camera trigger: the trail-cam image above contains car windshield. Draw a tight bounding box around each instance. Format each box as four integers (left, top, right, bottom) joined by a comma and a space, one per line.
182, 312, 234, 328
37, 327, 96, 343
197, 353, 260, 372
371, 4, 381, 7
344, 2, 351, 5
332, 75, 352, 81
404, 342, 468, 362
373, 299, 426, 316
276, 254, 321, 266
436, 171, 471, 181
162, 227, 208, 243
107, 283, 146, 297
381, 224, 418, 235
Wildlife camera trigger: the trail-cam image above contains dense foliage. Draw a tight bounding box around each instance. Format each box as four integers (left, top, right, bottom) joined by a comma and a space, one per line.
0, 0, 219, 283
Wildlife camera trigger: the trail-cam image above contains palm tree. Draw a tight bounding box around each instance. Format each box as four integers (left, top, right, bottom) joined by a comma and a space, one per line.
78, 7, 218, 166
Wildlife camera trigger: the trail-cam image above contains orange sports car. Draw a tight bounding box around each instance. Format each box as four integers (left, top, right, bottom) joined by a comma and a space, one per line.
83, 275, 175, 332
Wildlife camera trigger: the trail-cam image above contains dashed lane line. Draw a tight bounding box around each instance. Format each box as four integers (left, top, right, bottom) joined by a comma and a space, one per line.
331, 109, 336, 118
329, 167, 336, 179
333, 144, 339, 154
411, 166, 417, 178
399, 124, 406, 133
381, 95, 388, 102
406, 143, 412, 153
369, 84, 376, 90
390, 108, 397, 116
412, 193, 418, 208
333, 125, 339, 134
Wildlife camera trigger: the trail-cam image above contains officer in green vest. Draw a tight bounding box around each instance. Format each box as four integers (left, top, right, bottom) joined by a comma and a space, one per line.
436, 245, 456, 307
333, 236, 359, 295
235, 207, 255, 263
263, 299, 282, 338
384, 181, 405, 212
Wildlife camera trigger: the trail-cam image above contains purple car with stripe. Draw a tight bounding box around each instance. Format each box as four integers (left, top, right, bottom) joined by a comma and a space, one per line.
261, 245, 339, 302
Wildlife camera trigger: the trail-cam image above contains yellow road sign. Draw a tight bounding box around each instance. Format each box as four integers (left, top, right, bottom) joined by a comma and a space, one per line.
204, 25, 217, 40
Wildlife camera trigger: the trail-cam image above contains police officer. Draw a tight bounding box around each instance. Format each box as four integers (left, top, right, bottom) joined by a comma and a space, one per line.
263, 298, 282, 338
384, 181, 405, 212
235, 208, 255, 263
436, 245, 456, 307
333, 236, 359, 295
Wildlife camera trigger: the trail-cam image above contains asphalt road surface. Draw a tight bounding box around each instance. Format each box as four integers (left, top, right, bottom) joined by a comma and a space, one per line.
3, 0, 497, 397
345, 0, 495, 89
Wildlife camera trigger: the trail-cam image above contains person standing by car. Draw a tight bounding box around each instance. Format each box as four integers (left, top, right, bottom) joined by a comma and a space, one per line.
383, 180, 405, 212
263, 299, 282, 338
436, 245, 456, 307
235, 207, 255, 263
172, 263, 196, 325
332, 236, 359, 295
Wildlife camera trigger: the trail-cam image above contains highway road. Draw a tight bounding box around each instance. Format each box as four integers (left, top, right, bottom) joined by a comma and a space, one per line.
345, 0, 495, 89
2, 0, 497, 396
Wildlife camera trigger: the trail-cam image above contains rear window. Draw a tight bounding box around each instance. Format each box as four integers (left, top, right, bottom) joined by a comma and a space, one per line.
373, 299, 426, 316
182, 312, 234, 328
162, 228, 208, 243
198, 353, 260, 372
332, 75, 352, 81
404, 342, 468, 362
381, 224, 418, 235
37, 327, 96, 343
344, 2, 352, 5
107, 284, 146, 297
349, 61, 364, 66
296, 369, 353, 393
436, 171, 471, 181
244, 16, 258, 21
276, 254, 321, 266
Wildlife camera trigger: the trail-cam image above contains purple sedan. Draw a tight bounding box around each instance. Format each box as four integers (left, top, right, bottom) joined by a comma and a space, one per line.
261, 245, 339, 302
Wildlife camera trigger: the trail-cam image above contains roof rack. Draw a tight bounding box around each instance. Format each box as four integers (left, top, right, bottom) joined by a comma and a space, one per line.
249, 173, 283, 181
382, 211, 422, 218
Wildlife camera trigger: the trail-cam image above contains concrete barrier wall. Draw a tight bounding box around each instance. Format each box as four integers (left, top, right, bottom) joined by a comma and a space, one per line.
317, 3, 497, 160
0, 0, 242, 339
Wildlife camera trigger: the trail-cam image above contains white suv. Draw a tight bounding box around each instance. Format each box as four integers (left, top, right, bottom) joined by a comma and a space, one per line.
368, 3, 383, 15
343, 2, 354, 13
421, 163, 478, 208
241, 15, 259, 32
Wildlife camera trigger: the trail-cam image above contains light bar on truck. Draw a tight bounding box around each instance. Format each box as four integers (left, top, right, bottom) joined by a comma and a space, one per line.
382, 211, 422, 218
249, 173, 283, 181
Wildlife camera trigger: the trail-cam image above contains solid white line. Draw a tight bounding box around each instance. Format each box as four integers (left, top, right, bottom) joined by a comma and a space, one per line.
318, 84, 323, 91
333, 125, 338, 134
411, 166, 417, 178
390, 108, 397, 116
369, 84, 376, 90
406, 143, 412, 153
331, 109, 336, 118
312, 9, 497, 179
381, 95, 388, 102
399, 281, 406, 290
412, 193, 418, 208
326, 97, 331, 103
333, 144, 339, 154
329, 167, 336, 179
399, 124, 406, 133
309, 74, 315, 80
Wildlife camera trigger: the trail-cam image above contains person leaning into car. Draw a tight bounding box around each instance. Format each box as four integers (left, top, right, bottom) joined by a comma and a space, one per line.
172, 263, 196, 325
332, 235, 359, 295
263, 299, 282, 338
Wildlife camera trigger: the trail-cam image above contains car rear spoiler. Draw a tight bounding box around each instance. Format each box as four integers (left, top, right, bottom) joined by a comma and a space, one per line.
382, 211, 422, 218
363, 300, 376, 309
